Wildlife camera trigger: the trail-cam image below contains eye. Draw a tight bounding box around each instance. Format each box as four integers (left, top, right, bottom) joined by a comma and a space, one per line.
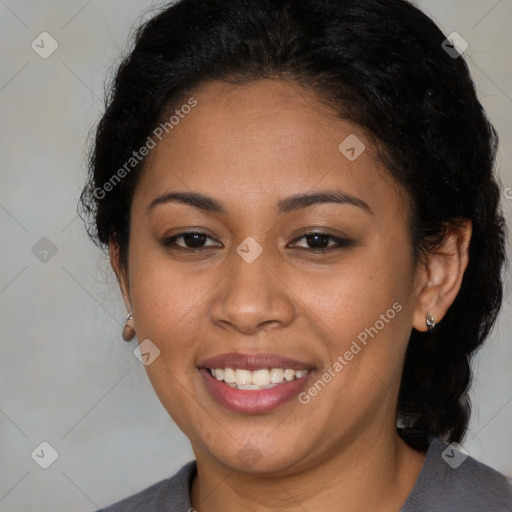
162, 231, 222, 250
162, 231, 354, 253
289, 232, 353, 251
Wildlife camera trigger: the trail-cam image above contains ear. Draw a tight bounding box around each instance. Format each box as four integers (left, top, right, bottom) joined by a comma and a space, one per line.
109, 239, 132, 313
412, 220, 472, 332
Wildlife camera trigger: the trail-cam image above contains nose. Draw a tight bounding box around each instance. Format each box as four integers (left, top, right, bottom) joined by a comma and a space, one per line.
209, 249, 296, 335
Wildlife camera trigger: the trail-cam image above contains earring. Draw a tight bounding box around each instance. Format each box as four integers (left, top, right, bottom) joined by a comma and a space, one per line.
122, 311, 135, 342
426, 312, 436, 331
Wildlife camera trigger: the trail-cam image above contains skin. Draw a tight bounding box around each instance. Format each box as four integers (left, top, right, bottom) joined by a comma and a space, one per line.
111, 79, 472, 511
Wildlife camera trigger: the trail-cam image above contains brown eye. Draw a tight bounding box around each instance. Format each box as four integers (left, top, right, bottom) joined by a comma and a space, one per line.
162, 231, 222, 250
290, 232, 354, 251
162, 231, 352, 252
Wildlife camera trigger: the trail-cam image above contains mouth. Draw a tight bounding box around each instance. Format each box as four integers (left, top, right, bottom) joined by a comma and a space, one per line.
206, 367, 308, 390
198, 353, 315, 413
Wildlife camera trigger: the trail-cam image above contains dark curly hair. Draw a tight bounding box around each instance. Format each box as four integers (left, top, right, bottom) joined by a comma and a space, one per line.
79, 0, 506, 451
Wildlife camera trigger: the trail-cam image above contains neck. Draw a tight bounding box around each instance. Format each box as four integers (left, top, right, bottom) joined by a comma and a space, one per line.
190, 429, 426, 512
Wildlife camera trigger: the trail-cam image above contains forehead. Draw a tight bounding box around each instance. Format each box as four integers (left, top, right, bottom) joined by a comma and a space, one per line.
133, 79, 406, 218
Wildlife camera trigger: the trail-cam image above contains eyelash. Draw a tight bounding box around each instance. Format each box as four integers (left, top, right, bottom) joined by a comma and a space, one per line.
161, 231, 353, 253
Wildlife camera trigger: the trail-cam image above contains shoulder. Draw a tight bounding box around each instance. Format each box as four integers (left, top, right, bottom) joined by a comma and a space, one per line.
402, 438, 512, 511
97, 461, 196, 512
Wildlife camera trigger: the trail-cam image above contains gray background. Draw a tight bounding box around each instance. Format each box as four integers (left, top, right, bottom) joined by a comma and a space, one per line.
0, 0, 511, 510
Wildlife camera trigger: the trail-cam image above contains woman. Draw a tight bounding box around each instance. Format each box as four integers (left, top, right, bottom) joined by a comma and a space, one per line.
80, 0, 512, 510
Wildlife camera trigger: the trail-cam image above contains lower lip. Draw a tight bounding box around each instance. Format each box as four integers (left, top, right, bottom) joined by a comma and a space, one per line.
199, 368, 311, 413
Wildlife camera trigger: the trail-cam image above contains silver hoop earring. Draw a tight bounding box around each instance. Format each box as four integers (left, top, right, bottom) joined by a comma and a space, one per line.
426, 312, 436, 331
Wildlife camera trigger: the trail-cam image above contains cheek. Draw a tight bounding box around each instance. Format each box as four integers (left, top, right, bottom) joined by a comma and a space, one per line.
304, 251, 410, 334
126, 249, 208, 402
301, 242, 414, 383
126, 252, 204, 426
128, 245, 203, 338
128, 224, 414, 351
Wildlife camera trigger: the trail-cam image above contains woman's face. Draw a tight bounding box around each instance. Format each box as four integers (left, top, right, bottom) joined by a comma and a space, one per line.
120, 79, 424, 473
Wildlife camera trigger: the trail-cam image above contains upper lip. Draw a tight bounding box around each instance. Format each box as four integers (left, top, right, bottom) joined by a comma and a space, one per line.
198, 353, 314, 371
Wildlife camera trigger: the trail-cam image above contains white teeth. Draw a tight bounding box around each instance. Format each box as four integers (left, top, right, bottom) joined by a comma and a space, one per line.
236, 383, 277, 390
223, 368, 236, 383
252, 369, 270, 386
270, 368, 284, 383
210, 367, 308, 388
283, 369, 295, 381
235, 369, 252, 386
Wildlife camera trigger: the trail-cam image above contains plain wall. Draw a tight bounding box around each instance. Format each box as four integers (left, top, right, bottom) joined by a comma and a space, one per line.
0, 0, 511, 510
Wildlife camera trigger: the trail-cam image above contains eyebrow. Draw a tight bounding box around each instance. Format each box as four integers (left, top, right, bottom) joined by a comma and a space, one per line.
147, 189, 373, 215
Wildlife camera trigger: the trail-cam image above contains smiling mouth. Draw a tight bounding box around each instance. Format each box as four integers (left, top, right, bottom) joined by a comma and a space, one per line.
206, 367, 309, 390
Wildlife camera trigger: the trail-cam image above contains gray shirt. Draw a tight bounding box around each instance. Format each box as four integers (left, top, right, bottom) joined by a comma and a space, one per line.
98, 437, 512, 511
